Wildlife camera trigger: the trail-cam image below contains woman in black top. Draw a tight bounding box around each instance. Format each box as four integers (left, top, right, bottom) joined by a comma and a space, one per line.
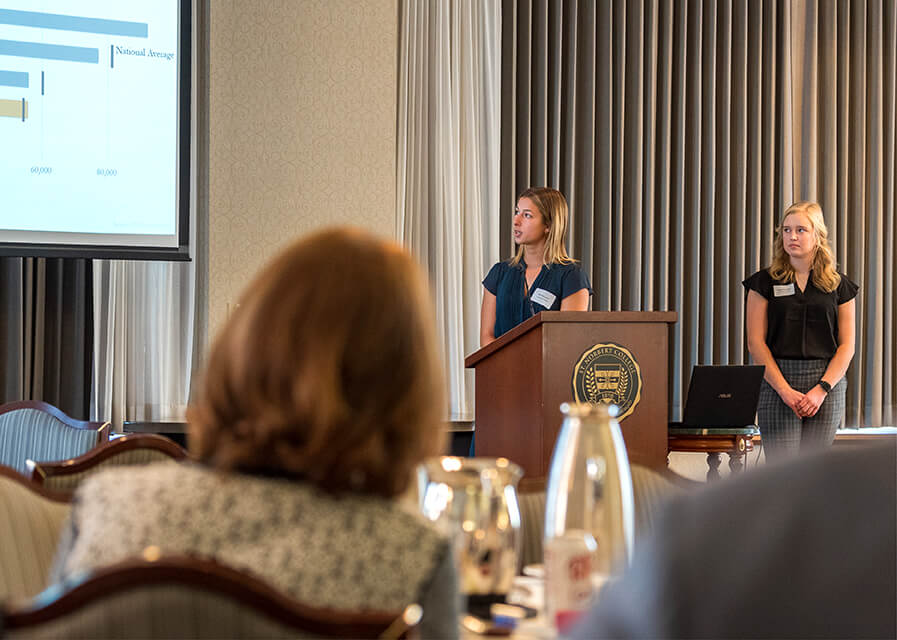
743, 201, 858, 459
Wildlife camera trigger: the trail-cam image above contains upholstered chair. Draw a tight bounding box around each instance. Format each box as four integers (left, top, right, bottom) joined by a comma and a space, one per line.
516, 464, 695, 570
0, 465, 71, 604
0, 401, 110, 475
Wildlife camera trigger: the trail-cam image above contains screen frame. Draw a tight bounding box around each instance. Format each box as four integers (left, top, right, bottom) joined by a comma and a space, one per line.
0, 0, 192, 261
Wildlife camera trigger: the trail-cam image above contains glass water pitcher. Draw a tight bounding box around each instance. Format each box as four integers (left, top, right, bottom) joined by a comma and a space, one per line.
543, 402, 635, 630
418, 456, 523, 617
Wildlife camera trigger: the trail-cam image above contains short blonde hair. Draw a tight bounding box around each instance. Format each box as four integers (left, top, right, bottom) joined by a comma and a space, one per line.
187, 228, 446, 498
769, 201, 840, 292
510, 187, 574, 266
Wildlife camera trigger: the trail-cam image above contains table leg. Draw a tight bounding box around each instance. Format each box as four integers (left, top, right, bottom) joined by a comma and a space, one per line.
728, 452, 744, 474
706, 452, 722, 482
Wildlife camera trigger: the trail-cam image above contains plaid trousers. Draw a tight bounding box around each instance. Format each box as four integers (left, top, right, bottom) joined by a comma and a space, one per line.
757, 358, 846, 462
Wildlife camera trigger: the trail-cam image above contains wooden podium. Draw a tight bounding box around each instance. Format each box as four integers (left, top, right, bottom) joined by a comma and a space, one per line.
465, 311, 677, 486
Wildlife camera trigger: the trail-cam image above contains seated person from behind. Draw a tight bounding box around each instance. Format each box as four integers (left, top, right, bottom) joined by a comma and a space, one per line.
569, 442, 896, 640
51, 228, 459, 639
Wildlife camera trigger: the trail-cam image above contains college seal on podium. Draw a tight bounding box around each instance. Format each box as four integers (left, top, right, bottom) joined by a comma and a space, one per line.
571, 343, 642, 420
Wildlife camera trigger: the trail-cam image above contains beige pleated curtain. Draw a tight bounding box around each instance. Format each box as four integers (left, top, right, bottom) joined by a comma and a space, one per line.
501, 0, 896, 426
397, 0, 502, 422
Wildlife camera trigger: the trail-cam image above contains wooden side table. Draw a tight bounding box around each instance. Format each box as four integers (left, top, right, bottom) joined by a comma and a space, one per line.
122, 421, 188, 447
668, 426, 760, 481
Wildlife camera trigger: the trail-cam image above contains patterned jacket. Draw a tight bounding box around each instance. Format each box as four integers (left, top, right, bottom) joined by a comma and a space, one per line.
52, 461, 459, 638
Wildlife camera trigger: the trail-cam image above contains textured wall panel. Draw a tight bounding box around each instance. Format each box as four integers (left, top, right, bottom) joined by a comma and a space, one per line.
208, 0, 397, 338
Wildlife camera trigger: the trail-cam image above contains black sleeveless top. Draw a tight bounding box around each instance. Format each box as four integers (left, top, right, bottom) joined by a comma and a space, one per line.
742, 269, 858, 359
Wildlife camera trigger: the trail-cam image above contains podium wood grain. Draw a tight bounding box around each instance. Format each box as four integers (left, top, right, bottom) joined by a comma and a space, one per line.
466, 311, 677, 485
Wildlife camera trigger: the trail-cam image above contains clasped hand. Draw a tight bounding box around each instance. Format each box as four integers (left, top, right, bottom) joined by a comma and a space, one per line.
781, 386, 826, 418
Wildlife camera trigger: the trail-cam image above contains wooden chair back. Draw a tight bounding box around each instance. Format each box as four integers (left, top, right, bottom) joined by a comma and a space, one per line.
2, 554, 421, 639
29, 434, 188, 492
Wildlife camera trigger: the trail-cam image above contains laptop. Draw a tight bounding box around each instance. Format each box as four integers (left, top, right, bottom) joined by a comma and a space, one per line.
678, 365, 765, 428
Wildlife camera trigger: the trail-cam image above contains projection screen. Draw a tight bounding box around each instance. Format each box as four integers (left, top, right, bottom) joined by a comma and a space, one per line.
0, 0, 191, 260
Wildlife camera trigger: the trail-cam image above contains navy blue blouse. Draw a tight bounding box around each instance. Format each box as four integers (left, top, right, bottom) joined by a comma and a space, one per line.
483, 260, 592, 338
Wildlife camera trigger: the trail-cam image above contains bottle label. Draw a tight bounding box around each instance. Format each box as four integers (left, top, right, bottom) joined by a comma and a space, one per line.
544, 532, 596, 632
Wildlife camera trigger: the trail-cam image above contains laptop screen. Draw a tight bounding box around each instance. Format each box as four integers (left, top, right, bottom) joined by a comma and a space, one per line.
681, 365, 765, 428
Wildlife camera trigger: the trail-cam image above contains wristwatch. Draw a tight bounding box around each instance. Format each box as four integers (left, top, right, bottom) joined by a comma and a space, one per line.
817, 379, 832, 394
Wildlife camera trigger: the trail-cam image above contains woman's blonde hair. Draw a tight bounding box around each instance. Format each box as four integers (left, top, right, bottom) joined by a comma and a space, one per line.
768, 201, 840, 292
187, 227, 446, 498
510, 187, 574, 266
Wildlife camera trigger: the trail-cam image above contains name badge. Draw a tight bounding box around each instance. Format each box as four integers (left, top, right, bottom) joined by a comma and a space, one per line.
773, 284, 796, 297
530, 288, 557, 309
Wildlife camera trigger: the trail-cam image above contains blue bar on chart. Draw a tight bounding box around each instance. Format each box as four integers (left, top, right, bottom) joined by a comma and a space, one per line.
0, 9, 148, 38
41, 71, 44, 95
0, 39, 98, 64
0, 69, 28, 88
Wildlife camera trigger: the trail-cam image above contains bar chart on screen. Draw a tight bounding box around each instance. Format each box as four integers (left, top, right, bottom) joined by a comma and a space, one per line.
0, 1, 179, 238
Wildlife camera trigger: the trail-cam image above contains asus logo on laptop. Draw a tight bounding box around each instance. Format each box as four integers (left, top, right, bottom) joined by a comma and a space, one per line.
718, 393, 732, 399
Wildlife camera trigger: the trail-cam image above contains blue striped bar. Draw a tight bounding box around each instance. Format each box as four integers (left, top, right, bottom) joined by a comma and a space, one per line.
0, 39, 98, 64
0, 9, 147, 38
0, 69, 28, 88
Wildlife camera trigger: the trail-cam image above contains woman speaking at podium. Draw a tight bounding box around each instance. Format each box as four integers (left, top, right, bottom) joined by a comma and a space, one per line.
743, 201, 858, 460
480, 187, 592, 347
